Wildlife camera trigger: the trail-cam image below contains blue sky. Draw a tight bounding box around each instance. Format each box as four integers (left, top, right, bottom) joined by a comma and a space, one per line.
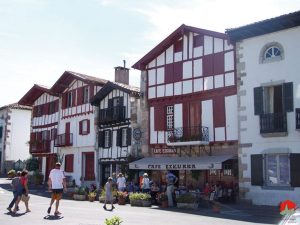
0, 0, 299, 106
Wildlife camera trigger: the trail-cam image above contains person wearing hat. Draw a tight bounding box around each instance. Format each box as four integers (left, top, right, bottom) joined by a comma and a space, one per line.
116, 173, 126, 192
103, 177, 115, 210
47, 162, 67, 216
141, 173, 151, 193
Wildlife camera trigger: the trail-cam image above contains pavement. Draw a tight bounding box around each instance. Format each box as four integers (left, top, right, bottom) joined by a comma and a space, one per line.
0, 177, 282, 225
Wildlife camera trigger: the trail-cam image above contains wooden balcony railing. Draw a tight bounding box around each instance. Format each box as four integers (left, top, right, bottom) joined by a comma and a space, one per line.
259, 113, 287, 134
99, 106, 126, 124
30, 140, 51, 153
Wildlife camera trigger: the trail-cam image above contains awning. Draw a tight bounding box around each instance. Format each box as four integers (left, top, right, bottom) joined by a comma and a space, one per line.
129, 155, 235, 170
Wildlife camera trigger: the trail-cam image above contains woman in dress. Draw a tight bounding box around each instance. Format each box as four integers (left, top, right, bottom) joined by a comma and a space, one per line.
103, 177, 115, 210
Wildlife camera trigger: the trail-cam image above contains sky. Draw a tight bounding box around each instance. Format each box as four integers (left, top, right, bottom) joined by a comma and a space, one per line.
0, 0, 299, 107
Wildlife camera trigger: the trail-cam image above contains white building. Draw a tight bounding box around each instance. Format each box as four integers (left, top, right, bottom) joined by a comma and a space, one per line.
227, 11, 300, 206
0, 103, 31, 173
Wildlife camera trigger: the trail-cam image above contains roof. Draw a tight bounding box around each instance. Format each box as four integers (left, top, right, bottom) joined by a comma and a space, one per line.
0, 103, 32, 111
90, 81, 140, 106
50, 70, 108, 94
132, 24, 228, 70
18, 84, 55, 106
226, 10, 300, 42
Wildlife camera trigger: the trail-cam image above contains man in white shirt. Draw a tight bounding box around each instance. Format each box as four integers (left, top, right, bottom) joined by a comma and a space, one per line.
47, 162, 67, 216
116, 173, 126, 192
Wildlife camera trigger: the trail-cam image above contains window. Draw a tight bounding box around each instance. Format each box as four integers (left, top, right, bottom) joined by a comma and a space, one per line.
260, 42, 284, 63
104, 130, 111, 148
65, 154, 74, 172
79, 119, 90, 135
49, 102, 56, 114
67, 92, 73, 108
113, 97, 120, 106
42, 130, 49, 141
83, 86, 89, 104
265, 154, 290, 186
166, 106, 174, 130
50, 128, 57, 140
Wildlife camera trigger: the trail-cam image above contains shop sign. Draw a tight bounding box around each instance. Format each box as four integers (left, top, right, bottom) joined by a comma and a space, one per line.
147, 163, 196, 170
152, 148, 177, 154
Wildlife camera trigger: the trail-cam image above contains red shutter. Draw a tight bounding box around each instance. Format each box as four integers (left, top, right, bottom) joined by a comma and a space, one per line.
62, 93, 67, 109
79, 121, 82, 135
89, 84, 94, 99
77, 87, 83, 105
72, 90, 76, 107
87, 119, 90, 134
44, 103, 49, 115
213, 96, 225, 127
213, 52, 225, 75
65, 154, 74, 172
154, 106, 165, 131
46, 130, 50, 140
203, 55, 214, 76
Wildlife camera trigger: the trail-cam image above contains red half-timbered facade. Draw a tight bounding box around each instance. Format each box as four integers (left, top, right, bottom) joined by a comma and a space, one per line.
132, 24, 238, 189
19, 84, 59, 180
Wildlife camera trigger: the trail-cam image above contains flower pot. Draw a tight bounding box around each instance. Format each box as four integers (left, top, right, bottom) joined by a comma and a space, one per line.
160, 200, 168, 208
73, 194, 86, 201
88, 196, 96, 202
118, 197, 126, 205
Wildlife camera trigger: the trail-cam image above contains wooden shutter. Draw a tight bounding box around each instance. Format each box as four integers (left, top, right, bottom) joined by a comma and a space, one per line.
62, 93, 67, 109
77, 87, 83, 105
251, 154, 264, 186
213, 96, 225, 127
65, 154, 74, 172
290, 153, 300, 187
98, 131, 104, 148
154, 106, 165, 131
89, 84, 94, 100
109, 130, 112, 147
79, 121, 82, 135
253, 87, 264, 115
283, 82, 293, 112
46, 130, 50, 141
213, 52, 225, 75
87, 119, 90, 134
127, 128, 132, 146
116, 129, 122, 147
44, 103, 49, 115
72, 90, 76, 107
173, 62, 183, 82
165, 64, 174, 84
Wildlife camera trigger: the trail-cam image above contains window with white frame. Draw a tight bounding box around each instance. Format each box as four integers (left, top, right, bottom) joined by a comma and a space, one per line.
104, 130, 110, 148
260, 42, 284, 63
166, 106, 174, 130
265, 154, 290, 186
81, 120, 89, 135
121, 128, 127, 147
83, 86, 89, 104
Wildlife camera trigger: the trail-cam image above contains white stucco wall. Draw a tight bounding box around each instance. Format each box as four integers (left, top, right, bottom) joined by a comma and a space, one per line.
238, 26, 300, 206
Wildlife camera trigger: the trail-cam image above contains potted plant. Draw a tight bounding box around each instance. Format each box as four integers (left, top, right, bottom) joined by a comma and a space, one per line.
176, 193, 198, 209
157, 193, 168, 208
129, 193, 151, 207
211, 201, 221, 213
73, 186, 86, 201
88, 191, 97, 202
7, 169, 16, 179
117, 191, 128, 205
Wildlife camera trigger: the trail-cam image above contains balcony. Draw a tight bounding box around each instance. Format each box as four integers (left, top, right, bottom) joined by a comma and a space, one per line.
167, 126, 209, 146
30, 140, 51, 153
99, 106, 126, 125
259, 113, 287, 135
54, 133, 73, 147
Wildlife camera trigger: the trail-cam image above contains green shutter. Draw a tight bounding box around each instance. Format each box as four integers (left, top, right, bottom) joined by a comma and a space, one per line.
116, 129, 122, 147
127, 128, 132, 146
98, 131, 104, 148
251, 154, 264, 186
290, 153, 300, 187
253, 87, 264, 115
283, 82, 293, 112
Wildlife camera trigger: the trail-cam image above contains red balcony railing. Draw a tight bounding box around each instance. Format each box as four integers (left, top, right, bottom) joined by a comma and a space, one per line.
30, 140, 51, 153
54, 133, 73, 147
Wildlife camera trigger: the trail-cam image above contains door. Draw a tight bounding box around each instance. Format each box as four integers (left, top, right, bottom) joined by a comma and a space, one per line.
84, 152, 95, 180
45, 155, 56, 181
101, 164, 110, 186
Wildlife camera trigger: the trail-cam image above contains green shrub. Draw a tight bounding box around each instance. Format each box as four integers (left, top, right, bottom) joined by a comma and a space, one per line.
74, 186, 86, 195
176, 193, 197, 203
105, 216, 122, 225
129, 193, 151, 201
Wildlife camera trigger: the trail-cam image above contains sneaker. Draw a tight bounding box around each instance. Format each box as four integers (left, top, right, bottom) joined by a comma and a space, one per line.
47, 207, 51, 214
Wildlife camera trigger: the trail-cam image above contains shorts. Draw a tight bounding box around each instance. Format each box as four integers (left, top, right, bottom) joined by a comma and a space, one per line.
51, 189, 63, 200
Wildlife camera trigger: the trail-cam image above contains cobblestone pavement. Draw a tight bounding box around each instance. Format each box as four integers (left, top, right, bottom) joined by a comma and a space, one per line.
0, 178, 281, 225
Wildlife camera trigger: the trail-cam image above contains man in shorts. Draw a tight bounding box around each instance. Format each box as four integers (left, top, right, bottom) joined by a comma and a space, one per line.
47, 162, 67, 216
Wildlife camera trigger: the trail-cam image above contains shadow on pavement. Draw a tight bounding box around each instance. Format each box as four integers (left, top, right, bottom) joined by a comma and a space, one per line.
150, 204, 282, 225
43, 215, 64, 220
4, 212, 27, 217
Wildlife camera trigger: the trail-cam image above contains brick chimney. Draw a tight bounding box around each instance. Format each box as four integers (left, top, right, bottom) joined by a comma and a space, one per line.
115, 60, 129, 85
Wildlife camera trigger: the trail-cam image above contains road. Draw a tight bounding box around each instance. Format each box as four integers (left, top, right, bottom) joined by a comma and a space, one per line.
0, 178, 280, 225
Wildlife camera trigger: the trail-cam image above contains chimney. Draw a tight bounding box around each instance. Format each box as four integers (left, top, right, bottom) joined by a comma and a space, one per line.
114, 60, 129, 85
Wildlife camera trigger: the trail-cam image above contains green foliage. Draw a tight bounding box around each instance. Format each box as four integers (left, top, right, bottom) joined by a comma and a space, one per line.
104, 216, 123, 225
7, 169, 16, 177
74, 186, 86, 195
25, 157, 39, 171
129, 193, 151, 201
176, 193, 197, 203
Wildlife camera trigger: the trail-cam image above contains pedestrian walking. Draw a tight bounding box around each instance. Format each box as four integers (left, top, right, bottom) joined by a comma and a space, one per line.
7, 171, 21, 212
47, 162, 67, 216
116, 173, 126, 192
13, 170, 30, 213
166, 171, 178, 207
103, 177, 115, 211
141, 173, 151, 193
